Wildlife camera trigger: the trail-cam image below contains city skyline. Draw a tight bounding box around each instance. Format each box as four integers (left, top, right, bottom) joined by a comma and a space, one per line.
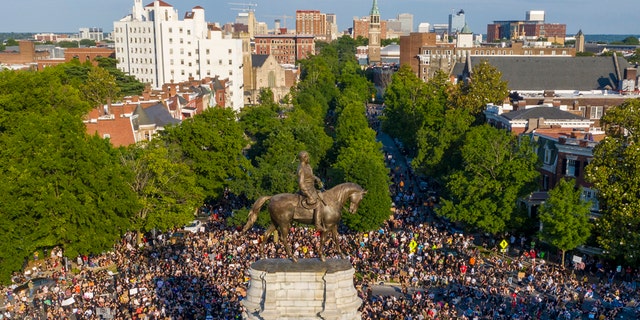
1, 0, 638, 35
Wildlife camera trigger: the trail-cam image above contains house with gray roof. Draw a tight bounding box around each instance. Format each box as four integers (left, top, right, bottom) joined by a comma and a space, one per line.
452, 55, 633, 92
131, 103, 181, 142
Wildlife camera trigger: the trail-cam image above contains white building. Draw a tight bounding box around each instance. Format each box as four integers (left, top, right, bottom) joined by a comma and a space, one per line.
113, 0, 244, 110
79, 28, 104, 42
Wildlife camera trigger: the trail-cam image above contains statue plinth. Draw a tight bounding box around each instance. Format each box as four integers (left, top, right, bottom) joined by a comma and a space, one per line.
242, 258, 362, 320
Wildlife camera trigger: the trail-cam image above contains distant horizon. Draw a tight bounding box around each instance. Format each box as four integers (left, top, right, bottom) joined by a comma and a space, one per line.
1, 0, 639, 36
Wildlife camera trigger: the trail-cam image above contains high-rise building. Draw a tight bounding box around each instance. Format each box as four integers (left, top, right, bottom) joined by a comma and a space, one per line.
113, 0, 244, 110
254, 34, 315, 65
368, 0, 381, 64
448, 9, 465, 34
398, 13, 414, 34
296, 10, 326, 36
325, 13, 339, 41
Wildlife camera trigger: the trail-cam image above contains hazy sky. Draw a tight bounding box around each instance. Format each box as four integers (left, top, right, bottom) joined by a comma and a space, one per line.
1, 0, 638, 35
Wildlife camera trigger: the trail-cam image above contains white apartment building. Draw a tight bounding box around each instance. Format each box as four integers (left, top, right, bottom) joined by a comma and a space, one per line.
113, 0, 244, 110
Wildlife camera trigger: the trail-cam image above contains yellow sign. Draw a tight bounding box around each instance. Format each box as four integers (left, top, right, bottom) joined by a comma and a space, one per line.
500, 239, 509, 249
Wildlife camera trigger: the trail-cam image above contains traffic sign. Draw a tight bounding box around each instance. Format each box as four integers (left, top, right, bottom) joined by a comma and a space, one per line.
500, 239, 508, 249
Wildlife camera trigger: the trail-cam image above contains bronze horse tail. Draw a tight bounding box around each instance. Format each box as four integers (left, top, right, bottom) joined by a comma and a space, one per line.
242, 195, 272, 232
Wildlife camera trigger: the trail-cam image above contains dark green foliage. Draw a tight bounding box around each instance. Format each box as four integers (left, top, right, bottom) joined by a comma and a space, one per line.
585, 99, 640, 264
96, 57, 145, 96
161, 107, 251, 202
538, 178, 592, 267
437, 125, 540, 234
119, 140, 204, 232
0, 111, 138, 283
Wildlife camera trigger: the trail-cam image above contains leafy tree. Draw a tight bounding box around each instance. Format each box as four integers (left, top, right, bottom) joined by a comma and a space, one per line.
450, 60, 509, 118
161, 107, 251, 201
381, 38, 399, 46
411, 70, 471, 179
437, 125, 539, 234
381, 64, 427, 155
622, 36, 640, 45
576, 51, 595, 57
81, 66, 121, 113
79, 39, 97, 47
238, 103, 282, 161
57, 40, 79, 48
585, 99, 640, 264
332, 98, 391, 231
119, 140, 204, 232
0, 111, 138, 283
5, 38, 18, 46
95, 57, 145, 96
538, 178, 592, 268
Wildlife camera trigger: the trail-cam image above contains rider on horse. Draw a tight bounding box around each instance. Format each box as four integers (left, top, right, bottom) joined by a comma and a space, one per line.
297, 151, 326, 232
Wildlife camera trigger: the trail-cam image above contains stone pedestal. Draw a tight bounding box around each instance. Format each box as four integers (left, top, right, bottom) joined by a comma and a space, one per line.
242, 258, 362, 320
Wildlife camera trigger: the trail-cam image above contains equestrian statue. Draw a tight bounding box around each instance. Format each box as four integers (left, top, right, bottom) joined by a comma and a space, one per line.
242, 152, 367, 262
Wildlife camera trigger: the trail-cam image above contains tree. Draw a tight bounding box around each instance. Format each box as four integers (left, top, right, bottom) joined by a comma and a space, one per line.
81, 66, 121, 113
0, 111, 138, 283
450, 60, 509, 118
57, 40, 79, 48
622, 36, 640, 45
437, 125, 539, 234
381, 64, 428, 155
119, 140, 204, 232
538, 178, 592, 268
162, 107, 251, 201
79, 39, 97, 47
96, 57, 145, 96
332, 98, 391, 231
585, 99, 640, 264
411, 70, 471, 179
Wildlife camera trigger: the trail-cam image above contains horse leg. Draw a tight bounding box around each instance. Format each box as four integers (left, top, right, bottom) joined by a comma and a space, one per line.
260, 224, 277, 259
279, 225, 297, 262
319, 231, 328, 262
331, 226, 346, 259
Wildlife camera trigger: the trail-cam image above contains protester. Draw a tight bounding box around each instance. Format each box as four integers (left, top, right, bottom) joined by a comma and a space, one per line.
2, 115, 638, 319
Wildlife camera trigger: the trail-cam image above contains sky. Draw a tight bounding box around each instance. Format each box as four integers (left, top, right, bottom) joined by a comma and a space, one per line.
1, 0, 638, 35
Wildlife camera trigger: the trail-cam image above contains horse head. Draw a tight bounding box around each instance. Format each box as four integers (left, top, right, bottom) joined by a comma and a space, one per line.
348, 189, 367, 214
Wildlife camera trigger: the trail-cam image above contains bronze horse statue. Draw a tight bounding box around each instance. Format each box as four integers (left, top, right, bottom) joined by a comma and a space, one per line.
242, 182, 367, 262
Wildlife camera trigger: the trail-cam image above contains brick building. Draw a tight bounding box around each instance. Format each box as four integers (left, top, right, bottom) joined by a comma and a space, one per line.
254, 34, 315, 65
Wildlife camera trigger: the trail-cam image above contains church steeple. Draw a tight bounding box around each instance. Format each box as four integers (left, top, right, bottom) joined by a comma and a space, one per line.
368, 0, 381, 64
370, 0, 380, 16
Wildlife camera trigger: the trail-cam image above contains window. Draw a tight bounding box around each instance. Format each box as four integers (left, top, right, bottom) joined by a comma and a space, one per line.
543, 145, 552, 164
590, 106, 603, 119
228, 60, 232, 65
565, 159, 580, 177
228, 49, 232, 54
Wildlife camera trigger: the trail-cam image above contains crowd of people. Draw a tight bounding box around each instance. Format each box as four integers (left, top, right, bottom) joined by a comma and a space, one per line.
2, 110, 640, 319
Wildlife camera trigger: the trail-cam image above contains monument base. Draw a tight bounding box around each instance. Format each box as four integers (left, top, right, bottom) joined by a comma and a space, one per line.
241, 258, 362, 320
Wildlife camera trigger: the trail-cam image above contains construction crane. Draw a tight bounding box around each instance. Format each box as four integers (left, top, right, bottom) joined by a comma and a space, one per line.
264, 14, 293, 30
228, 2, 257, 12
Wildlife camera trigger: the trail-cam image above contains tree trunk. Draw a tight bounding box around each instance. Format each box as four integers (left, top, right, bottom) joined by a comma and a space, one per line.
561, 249, 566, 268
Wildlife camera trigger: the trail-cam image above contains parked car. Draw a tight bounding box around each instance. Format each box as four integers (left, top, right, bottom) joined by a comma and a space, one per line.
183, 220, 203, 233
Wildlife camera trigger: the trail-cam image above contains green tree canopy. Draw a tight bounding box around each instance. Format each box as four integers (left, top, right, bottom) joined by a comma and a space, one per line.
450, 60, 509, 118
381, 64, 428, 155
161, 107, 251, 201
538, 178, 592, 268
585, 99, 640, 264
119, 140, 204, 232
0, 111, 138, 283
437, 125, 540, 234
